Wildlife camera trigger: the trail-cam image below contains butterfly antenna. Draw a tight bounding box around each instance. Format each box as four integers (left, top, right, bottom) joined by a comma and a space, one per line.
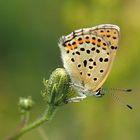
103, 88, 132, 93
110, 92, 133, 110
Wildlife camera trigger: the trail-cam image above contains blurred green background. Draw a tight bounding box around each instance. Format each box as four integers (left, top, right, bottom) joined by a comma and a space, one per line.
0, 0, 140, 140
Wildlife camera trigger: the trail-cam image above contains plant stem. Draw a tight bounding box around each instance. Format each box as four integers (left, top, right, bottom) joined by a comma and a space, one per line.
19, 111, 30, 129
5, 105, 58, 140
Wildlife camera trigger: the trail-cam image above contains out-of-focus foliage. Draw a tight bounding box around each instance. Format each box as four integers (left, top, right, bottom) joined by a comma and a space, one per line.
0, 0, 140, 140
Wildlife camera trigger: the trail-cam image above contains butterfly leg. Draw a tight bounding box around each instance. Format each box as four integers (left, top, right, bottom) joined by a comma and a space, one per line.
70, 82, 85, 91
65, 83, 87, 103
71, 83, 104, 98
65, 92, 87, 103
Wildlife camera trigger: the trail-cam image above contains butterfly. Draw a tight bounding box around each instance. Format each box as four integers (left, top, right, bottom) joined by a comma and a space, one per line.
58, 24, 130, 105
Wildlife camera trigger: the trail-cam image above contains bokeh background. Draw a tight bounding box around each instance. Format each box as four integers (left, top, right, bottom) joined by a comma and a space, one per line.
0, 0, 140, 140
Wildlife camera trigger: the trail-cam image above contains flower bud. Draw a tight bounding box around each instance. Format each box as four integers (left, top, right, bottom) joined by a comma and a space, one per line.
18, 96, 34, 113
42, 68, 76, 106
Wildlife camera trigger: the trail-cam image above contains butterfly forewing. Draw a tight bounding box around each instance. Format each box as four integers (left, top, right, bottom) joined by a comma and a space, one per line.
59, 24, 120, 93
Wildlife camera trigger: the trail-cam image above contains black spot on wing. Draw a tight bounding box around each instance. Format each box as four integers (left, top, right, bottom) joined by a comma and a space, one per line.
83, 60, 87, 67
